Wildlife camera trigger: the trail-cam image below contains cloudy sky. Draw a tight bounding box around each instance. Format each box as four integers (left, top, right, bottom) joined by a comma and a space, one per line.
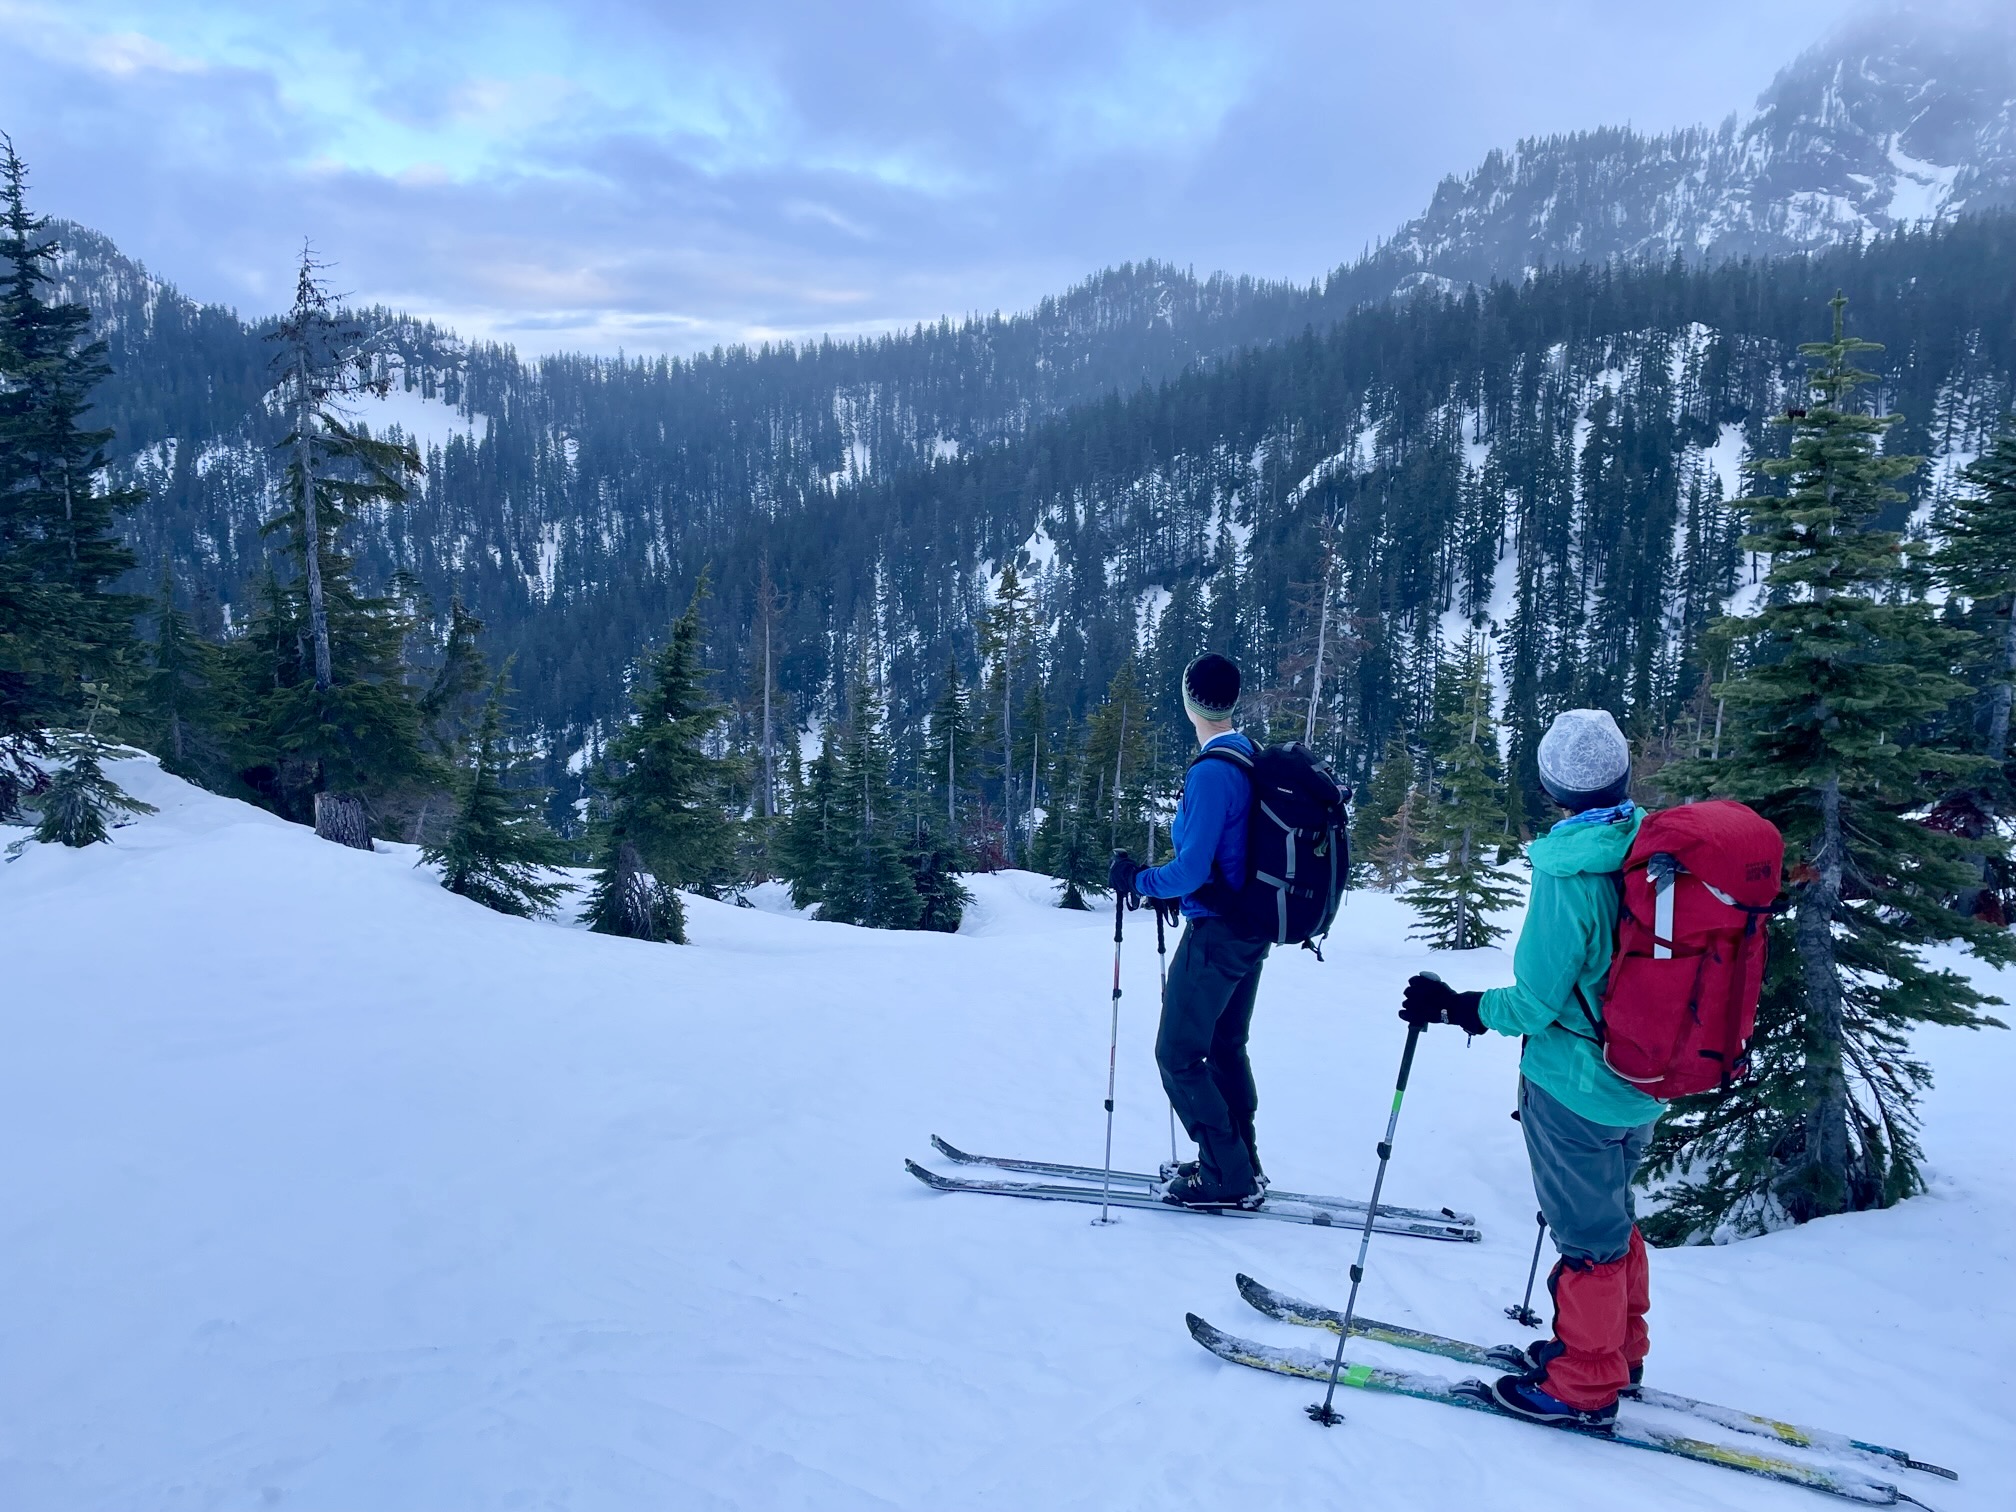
7, 1, 1847, 354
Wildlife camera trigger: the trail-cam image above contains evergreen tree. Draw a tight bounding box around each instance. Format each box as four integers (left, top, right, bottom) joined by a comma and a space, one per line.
1404, 636, 1524, 948
1352, 735, 1422, 889
923, 655, 976, 851
976, 563, 1037, 866
423, 672, 572, 918
581, 839, 684, 943
133, 565, 234, 787
0, 137, 142, 817
1935, 425, 2016, 916
775, 727, 839, 909
902, 810, 971, 933
238, 248, 431, 833
1082, 660, 1152, 852
585, 581, 736, 941
1031, 720, 1105, 909
421, 595, 492, 758
28, 687, 154, 848
819, 678, 923, 929
1645, 296, 2012, 1239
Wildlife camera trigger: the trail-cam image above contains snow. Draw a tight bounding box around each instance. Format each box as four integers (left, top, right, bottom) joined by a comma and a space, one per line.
1704, 422, 1749, 501
1883, 137, 1963, 225
4, 756, 2014, 1510
1020, 525, 1057, 574
352, 382, 480, 453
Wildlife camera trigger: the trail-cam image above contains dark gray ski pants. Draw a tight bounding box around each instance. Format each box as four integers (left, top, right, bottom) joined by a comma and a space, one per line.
1157, 917, 1270, 1187
1519, 1076, 1654, 1265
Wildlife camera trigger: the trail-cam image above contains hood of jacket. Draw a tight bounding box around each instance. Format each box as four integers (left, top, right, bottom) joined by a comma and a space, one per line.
1528, 808, 1643, 879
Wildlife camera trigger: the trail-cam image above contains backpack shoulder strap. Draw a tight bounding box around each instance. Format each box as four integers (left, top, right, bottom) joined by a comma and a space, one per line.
1566, 867, 1628, 1044
1190, 743, 1254, 773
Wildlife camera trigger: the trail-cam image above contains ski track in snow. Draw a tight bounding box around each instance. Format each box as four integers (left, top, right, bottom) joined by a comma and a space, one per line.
2, 757, 2012, 1510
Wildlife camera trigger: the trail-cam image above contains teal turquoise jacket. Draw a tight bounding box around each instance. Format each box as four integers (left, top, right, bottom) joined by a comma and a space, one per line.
1478, 809, 1663, 1130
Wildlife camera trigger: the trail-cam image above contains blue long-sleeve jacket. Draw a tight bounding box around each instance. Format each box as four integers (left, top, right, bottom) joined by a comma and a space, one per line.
1135, 731, 1254, 920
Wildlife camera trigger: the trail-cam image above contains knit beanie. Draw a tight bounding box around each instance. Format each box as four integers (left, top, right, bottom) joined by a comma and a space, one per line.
1182, 654, 1241, 722
1537, 708, 1631, 812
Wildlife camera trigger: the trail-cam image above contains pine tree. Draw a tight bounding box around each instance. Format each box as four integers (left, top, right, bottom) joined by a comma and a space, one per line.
924, 655, 975, 849
1935, 426, 2016, 916
581, 839, 684, 943
1032, 720, 1105, 909
133, 565, 233, 787
423, 673, 572, 918
819, 678, 923, 929
1082, 660, 1151, 852
29, 687, 154, 848
775, 727, 839, 909
902, 810, 971, 933
421, 595, 491, 758
239, 247, 431, 837
976, 563, 1037, 866
1645, 295, 2012, 1239
585, 581, 735, 941
1404, 636, 1524, 948
0, 136, 143, 818
1352, 735, 1421, 889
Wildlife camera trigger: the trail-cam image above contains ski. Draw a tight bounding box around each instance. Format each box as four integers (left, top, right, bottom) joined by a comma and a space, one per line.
1235, 1274, 1957, 1482
929, 1135, 1478, 1228
905, 1160, 1480, 1242
1185, 1315, 1935, 1508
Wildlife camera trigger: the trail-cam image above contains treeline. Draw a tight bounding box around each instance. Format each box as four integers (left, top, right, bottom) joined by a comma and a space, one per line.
89, 213, 2016, 851
4, 137, 1174, 941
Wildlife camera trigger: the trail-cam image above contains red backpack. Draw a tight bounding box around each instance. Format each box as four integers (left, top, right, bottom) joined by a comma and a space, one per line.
1576, 801, 1784, 1100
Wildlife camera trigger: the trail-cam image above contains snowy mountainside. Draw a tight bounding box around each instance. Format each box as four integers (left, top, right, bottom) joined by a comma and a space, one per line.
1359, 13, 2016, 294
3, 757, 2013, 1508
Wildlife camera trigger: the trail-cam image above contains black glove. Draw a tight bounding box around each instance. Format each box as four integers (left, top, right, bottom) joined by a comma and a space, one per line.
1399, 974, 1487, 1035
1108, 850, 1143, 900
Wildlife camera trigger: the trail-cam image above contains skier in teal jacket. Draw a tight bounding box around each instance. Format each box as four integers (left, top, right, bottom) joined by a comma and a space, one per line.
1400, 709, 1657, 1429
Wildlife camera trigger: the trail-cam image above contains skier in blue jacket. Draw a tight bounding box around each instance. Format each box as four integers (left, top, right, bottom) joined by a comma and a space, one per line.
1109, 654, 1267, 1208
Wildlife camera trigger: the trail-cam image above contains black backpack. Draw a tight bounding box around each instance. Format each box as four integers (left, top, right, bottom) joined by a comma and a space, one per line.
1191, 740, 1351, 949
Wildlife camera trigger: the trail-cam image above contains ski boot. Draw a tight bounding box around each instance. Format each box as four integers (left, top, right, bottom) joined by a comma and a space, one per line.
1485, 1374, 1618, 1430
1160, 1159, 1268, 1194
1160, 1171, 1264, 1210
1488, 1340, 1641, 1394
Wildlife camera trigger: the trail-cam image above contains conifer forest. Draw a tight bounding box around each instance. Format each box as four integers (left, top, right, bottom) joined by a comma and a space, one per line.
10, 64, 2016, 1249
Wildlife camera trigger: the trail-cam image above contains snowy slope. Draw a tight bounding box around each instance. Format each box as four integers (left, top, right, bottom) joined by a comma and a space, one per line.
3, 759, 2012, 1511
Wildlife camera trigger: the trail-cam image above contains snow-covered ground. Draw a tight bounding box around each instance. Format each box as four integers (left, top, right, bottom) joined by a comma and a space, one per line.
4, 758, 2012, 1510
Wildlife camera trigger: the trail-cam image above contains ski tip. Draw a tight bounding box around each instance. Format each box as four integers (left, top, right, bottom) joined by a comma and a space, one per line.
929, 1134, 970, 1161
904, 1158, 950, 1188
1235, 1273, 1285, 1315
1904, 1459, 1959, 1482
1185, 1312, 1227, 1350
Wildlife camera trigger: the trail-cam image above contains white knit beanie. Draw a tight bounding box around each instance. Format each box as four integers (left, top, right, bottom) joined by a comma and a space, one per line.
1537, 709, 1631, 812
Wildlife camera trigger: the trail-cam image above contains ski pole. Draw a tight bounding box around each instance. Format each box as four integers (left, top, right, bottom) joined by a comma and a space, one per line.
1158, 906, 1179, 1169
1308, 1003, 1428, 1426
1506, 1211, 1547, 1328
1096, 888, 1125, 1225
